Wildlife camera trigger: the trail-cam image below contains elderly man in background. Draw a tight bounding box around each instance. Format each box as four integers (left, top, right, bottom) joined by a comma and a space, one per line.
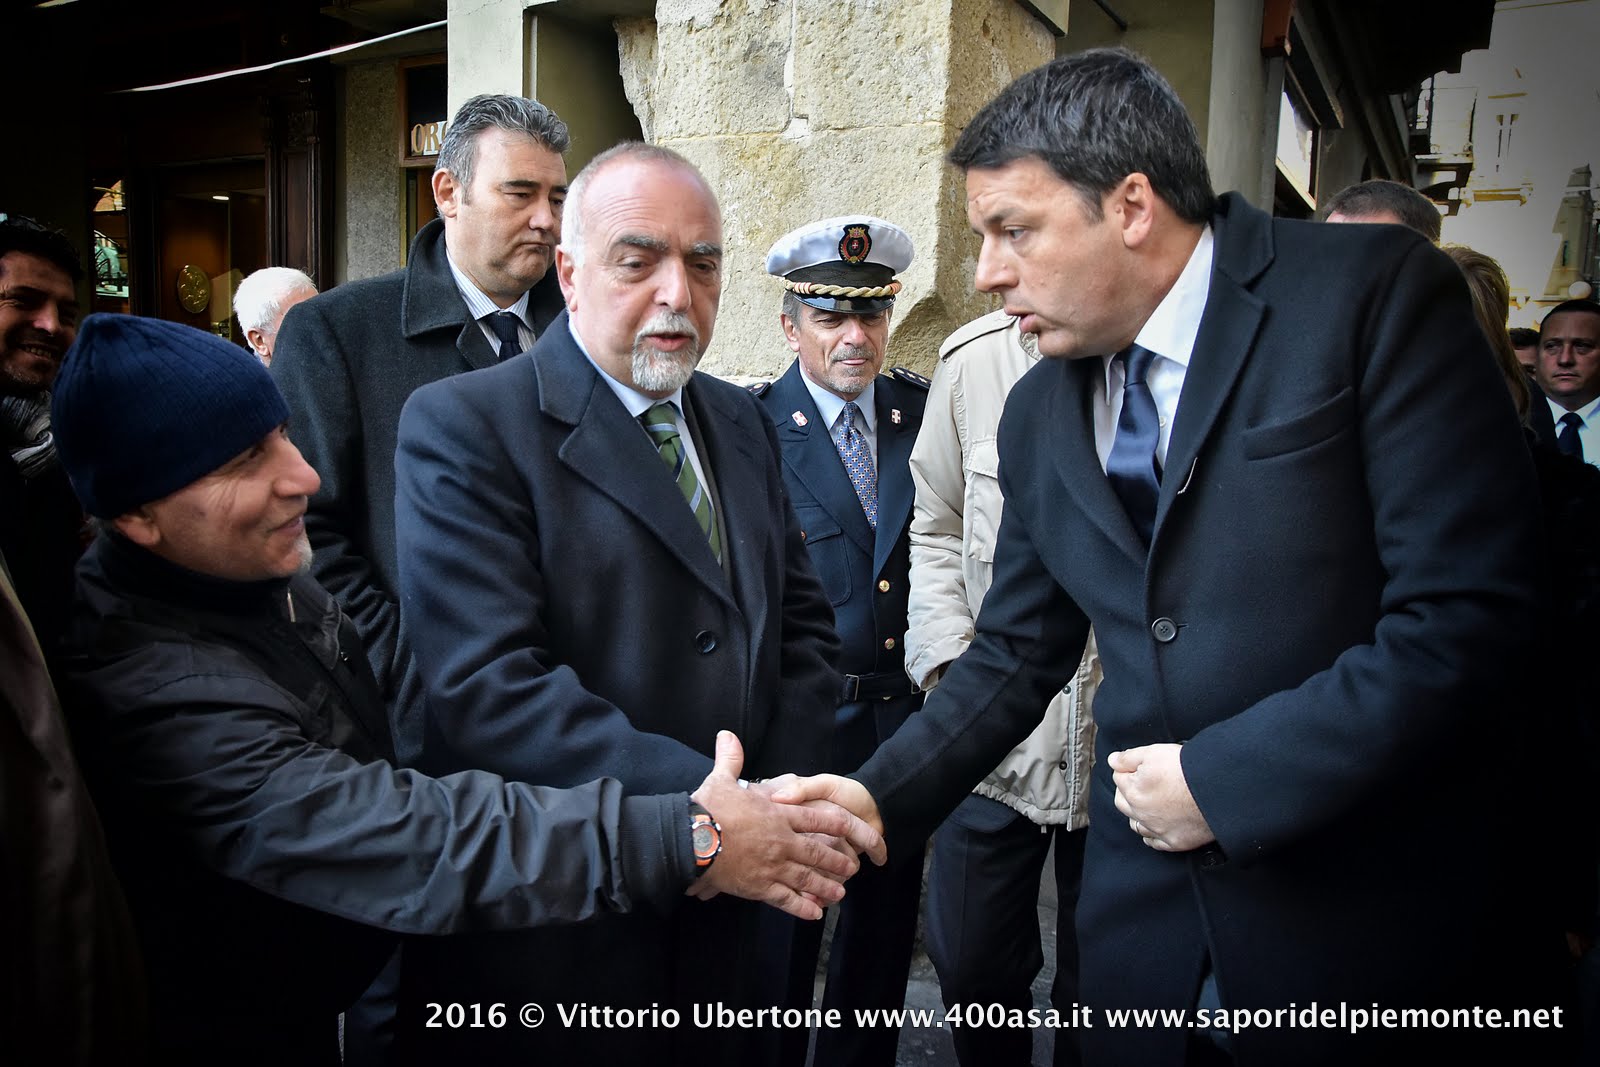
233, 266, 316, 366
50, 313, 877, 1067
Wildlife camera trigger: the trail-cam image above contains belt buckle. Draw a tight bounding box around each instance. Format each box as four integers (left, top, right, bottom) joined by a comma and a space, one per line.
842, 674, 862, 701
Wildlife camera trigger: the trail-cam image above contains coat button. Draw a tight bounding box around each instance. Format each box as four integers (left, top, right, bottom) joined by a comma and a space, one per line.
1058, 760, 1069, 771
878, 579, 891, 593
1151, 617, 1177, 643
1199, 846, 1227, 870
694, 630, 718, 654
883, 637, 896, 650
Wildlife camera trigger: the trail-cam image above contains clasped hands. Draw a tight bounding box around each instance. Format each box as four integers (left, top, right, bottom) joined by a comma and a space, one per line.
686, 731, 886, 920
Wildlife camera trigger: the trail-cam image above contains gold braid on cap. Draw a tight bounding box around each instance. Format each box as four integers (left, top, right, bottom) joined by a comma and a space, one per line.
780, 278, 903, 299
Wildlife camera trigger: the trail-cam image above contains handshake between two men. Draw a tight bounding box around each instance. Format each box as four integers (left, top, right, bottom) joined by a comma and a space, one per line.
699, 735, 1221, 921
685, 731, 887, 920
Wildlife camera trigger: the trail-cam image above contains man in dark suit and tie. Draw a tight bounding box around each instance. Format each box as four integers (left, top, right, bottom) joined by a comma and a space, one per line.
1532, 298, 1600, 466
754, 215, 927, 1067
391, 142, 849, 1064
776, 48, 1563, 1065
270, 94, 569, 763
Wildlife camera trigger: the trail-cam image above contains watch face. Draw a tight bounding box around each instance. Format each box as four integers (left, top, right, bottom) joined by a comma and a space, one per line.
690, 812, 721, 866
692, 821, 717, 857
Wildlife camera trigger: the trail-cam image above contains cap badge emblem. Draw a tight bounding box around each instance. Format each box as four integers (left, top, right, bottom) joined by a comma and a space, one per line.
839, 225, 872, 264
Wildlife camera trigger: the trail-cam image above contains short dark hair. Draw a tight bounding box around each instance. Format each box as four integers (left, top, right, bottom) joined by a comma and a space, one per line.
0, 213, 83, 281
1508, 327, 1540, 349
948, 48, 1215, 224
1539, 298, 1600, 340
435, 95, 570, 193
1320, 180, 1441, 243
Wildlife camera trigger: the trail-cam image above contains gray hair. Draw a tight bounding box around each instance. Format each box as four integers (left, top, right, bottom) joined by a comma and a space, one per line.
435, 94, 570, 193
949, 48, 1214, 224
233, 267, 316, 336
560, 142, 716, 265
1320, 180, 1441, 243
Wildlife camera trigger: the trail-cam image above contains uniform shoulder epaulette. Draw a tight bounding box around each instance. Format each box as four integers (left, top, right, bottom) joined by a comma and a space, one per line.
889, 366, 930, 391
745, 380, 772, 398
938, 308, 1016, 360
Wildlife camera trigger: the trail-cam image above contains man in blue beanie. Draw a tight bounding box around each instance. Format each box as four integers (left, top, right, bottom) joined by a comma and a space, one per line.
51, 313, 882, 1067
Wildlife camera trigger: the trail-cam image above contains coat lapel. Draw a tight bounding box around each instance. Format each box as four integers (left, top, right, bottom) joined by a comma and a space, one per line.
1048, 357, 1149, 565
769, 364, 876, 557
535, 328, 734, 604
399, 217, 501, 372
1152, 194, 1271, 546
872, 379, 918, 576
684, 380, 768, 633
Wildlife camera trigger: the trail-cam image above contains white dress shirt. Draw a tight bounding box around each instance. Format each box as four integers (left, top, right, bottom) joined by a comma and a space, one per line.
1093, 226, 1215, 473
1543, 393, 1600, 467
445, 250, 537, 355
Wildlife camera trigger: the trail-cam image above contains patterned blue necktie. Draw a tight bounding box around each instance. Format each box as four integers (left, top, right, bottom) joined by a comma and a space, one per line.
1557, 411, 1585, 460
833, 401, 878, 529
1105, 343, 1163, 545
485, 312, 524, 363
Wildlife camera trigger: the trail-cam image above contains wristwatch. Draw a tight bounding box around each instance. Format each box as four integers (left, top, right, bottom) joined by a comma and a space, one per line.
688, 801, 722, 875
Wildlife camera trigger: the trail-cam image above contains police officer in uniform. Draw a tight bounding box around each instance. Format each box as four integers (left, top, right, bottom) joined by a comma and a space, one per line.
753, 216, 928, 1067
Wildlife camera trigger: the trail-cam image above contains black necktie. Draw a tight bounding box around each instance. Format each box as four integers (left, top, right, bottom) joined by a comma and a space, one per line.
485, 312, 524, 363
1558, 412, 1585, 460
1105, 344, 1163, 545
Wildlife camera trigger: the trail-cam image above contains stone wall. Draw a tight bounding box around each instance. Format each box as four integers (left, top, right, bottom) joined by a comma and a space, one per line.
616, 0, 1053, 379
337, 60, 401, 286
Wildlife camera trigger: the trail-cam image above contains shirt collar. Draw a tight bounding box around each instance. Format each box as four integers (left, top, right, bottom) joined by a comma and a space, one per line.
1102, 224, 1214, 392
567, 317, 686, 419
1548, 392, 1600, 424
798, 364, 876, 434
445, 246, 532, 327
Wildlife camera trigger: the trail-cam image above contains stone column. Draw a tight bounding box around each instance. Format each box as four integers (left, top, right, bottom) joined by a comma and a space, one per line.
617, 0, 1056, 378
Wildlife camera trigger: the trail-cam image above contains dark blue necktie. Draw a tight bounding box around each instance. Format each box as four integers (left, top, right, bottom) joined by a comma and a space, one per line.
1105, 343, 1163, 545
1557, 411, 1585, 460
485, 312, 524, 363
832, 401, 878, 529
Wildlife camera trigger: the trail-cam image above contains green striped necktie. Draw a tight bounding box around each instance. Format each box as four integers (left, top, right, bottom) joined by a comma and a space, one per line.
641, 401, 722, 563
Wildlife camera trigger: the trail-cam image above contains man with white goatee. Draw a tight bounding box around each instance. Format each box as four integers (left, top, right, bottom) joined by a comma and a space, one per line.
391, 142, 850, 1065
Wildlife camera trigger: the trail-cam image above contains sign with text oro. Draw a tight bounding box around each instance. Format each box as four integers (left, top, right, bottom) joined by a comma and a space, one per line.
410, 120, 447, 158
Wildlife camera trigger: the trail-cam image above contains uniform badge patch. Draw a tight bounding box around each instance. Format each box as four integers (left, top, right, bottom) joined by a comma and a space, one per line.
792, 410, 809, 427
890, 409, 902, 425
839, 225, 872, 264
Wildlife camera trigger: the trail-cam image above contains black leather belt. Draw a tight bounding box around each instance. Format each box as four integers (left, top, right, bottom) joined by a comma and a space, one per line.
841, 671, 921, 702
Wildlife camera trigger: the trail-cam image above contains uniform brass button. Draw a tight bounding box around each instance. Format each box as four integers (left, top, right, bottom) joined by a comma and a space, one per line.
878, 579, 891, 593
1151, 618, 1177, 643
883, 637, 896, 650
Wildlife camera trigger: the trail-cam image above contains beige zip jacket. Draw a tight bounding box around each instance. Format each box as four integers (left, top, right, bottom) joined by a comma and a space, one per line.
904, 310, 1097, 827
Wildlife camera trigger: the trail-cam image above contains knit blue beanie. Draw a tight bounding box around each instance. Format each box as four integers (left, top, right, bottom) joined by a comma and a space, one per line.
52, 313, 290, 517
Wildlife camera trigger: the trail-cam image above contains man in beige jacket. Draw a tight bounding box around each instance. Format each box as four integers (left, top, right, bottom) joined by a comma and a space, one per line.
904, 308, 1097, 1066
